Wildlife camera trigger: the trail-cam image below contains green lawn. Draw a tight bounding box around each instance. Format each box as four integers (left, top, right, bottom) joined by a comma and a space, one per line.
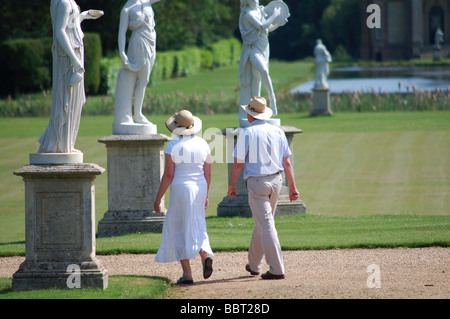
0, 111, 449, 254
0, 275, 170, 299
1, 111, 449, 299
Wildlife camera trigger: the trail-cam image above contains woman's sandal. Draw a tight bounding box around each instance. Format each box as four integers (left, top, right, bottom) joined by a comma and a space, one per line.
203, 257, 213, 279
177, 277, 194, 285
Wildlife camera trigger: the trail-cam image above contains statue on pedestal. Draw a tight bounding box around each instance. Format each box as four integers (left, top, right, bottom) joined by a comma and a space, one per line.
113, 0, 162, 135
313, 39, 332, 89
37, 0, 103, 154
434, 27, 444, 49
238, 0, 289, 127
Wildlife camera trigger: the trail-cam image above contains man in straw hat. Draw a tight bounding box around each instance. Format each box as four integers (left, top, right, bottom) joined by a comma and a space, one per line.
228, 96, 299, 280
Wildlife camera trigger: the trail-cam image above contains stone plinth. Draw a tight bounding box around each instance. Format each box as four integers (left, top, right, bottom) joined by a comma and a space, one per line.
113, 121, 157, 135
97, 134, 170, 237
29, 152, 83, 165
433, 48, 441, 61
12, 163, 108, 291
311, 87, 332, 116
217, 126, 306, 217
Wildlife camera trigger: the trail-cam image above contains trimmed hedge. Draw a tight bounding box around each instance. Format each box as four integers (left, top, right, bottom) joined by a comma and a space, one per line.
83, 33, 102, 95
101, 37, 241, 93
209, 38, 241, 68
1, 36, 240, 97
0, 37, 52, 97
0, 33, 102, 97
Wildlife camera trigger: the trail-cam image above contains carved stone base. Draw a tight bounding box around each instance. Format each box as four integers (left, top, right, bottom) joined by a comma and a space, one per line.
12, 259, 108, 291
311, 87, 332, 116
12, 163, 108, 291
97, 134, 170, 237
97, 210, 165, 237
217, 126, 307, 217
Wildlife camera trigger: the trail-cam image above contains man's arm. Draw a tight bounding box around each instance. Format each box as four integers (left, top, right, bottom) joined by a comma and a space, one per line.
283, 156, 299, 202
227, 158, 244, 198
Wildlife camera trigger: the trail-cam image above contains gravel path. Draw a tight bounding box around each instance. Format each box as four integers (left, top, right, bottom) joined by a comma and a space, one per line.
1, 247, 448, 299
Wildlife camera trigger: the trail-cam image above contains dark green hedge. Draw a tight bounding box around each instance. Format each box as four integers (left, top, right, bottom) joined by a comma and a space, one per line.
0, 33, 102, 97
100, 37, 241, 94
0, 37, 52, 97
83, 33, 102, 95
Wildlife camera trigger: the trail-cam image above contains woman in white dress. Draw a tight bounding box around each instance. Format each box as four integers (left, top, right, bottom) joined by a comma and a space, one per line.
154, 110, 213, 284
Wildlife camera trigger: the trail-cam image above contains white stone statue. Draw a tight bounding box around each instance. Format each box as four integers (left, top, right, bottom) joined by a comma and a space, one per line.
313, 39, 332, 89
434, 27, 444, 49
37, 0, 103, 154
238, 0, 289, 127
113, 0, 162, 135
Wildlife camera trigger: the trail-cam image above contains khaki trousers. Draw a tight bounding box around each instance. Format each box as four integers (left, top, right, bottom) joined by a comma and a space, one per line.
246, 172, 284, 275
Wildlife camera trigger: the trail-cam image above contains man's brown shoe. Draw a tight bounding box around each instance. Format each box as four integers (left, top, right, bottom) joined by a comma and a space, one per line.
261, 271, 285, 280
245, 264, 259, 275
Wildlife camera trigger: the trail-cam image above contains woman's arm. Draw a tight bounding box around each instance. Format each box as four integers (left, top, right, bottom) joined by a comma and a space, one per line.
203, 154, 212, 209
154, 155, 175, 213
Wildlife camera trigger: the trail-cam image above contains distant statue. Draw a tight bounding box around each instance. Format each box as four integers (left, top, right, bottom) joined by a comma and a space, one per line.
434, 27, 444, 49
113, 0, 162, 133
238, 0, 290, 126
38, 0, 103, 153
313, 39, 332, 89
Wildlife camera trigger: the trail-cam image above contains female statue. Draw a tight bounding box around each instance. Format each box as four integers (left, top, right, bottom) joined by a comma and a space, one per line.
113, 0, 162, 133
38, 0, 102, 153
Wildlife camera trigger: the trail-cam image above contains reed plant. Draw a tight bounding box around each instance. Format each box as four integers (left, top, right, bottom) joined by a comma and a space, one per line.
3, 84, 450, 118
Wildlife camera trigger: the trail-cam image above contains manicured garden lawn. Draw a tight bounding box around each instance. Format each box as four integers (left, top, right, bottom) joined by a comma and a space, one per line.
1, 111, 449, 254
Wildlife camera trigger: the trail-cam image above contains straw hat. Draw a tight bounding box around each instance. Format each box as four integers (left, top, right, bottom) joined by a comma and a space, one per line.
165, 110, 202, 135
240, 96, 273, 120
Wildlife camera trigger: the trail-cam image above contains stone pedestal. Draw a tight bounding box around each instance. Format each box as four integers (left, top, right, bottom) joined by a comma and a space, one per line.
217, 126, 306, 217
12, 163, 108, 291
311, 87, 332, 116
97, 134, 170, 237
113, 121, 157, 135
433, 47, 441, 61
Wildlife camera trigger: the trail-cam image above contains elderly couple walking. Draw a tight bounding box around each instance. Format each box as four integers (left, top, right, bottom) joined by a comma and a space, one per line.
153, 97, 300, 284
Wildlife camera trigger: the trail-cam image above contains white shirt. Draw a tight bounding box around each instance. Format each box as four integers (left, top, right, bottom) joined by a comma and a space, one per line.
165, 135, 210, 185
233, 120, 291, 179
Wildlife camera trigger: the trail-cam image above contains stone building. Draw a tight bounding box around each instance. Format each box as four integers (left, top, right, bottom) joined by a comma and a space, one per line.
361, 0, 450, 60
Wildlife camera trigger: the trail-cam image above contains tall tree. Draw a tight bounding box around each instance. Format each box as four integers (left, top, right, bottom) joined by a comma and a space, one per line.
267, 0, 332, 60
320, 0, 361, 58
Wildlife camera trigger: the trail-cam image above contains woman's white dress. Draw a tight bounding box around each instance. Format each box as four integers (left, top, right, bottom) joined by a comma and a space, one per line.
155, 135, 214, 263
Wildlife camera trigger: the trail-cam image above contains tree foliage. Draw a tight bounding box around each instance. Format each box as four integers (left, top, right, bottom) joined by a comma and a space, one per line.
0, 0, 361, 60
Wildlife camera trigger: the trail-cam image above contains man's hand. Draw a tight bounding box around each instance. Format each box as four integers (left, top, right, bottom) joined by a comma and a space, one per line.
289, 187, 299, 202
228, 185, 238, 198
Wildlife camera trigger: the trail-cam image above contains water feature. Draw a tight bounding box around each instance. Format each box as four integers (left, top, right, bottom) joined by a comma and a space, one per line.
290, 66, 450, 94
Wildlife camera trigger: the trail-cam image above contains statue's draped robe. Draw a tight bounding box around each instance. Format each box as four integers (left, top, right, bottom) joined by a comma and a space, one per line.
39, 0, 86, 153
